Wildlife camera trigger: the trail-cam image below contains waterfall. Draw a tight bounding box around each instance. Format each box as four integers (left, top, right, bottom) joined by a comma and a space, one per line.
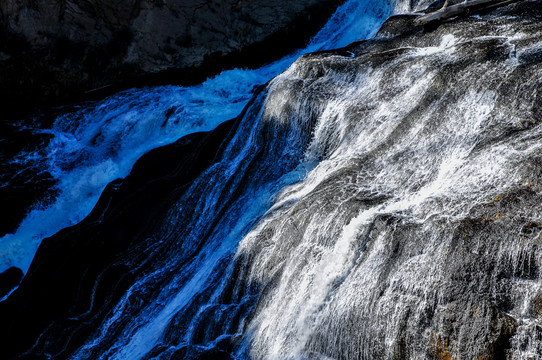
2, 0, 541, 359
0, 0, 399, 275
228, 22, 542, 360
65, 4, 541, 359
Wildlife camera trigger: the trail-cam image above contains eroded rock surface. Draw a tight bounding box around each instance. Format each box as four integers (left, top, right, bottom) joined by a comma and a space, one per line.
1, 1, 541, 359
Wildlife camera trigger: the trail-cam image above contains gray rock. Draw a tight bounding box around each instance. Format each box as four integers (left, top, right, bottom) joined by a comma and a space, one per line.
1, 1, 542, 359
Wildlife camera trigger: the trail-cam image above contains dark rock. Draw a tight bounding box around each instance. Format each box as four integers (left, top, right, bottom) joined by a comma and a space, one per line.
421, 0, 447, 12
0, 267, 23, 299
0, 117, 236, 359
376, 14, 423, 39
1, 1, 542, 359
0, 0, 345, 120
170, 345, 233, 360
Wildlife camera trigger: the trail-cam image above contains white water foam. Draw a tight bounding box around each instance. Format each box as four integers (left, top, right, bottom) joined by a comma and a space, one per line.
0, 0, 397, 275
231, 28, 542, 358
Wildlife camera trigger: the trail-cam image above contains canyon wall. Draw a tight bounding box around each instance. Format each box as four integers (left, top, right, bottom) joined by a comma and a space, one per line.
0, 0, 344, 118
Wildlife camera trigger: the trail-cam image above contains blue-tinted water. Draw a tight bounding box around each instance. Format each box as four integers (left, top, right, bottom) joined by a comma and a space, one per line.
0, 0, 395, 276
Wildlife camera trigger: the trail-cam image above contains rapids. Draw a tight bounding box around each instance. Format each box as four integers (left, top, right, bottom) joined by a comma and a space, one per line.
0, 0, 397, 275
1, 0, 542, 360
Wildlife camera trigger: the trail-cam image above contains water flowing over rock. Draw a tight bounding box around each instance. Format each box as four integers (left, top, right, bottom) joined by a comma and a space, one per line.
1, 0, 542, 359
0, 0, 394, 275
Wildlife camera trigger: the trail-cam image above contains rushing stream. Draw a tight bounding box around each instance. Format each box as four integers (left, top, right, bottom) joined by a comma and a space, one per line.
0, 0, 396, 275
2, 0, 542, 359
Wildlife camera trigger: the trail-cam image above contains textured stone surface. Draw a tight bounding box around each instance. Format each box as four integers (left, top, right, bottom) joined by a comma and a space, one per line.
1, 1, 542, 359
0, 0, 343, 119
0, 117, 238, 359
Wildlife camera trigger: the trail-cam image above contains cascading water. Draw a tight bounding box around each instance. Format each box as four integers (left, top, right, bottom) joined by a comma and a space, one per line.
0, 0, 398, 275
66, 3, 541, 359
230, 17, 542, 359
2, 0, 542, 359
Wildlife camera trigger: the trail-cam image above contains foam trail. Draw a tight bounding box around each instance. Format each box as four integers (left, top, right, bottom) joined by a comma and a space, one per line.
0, 0, 396, 274
229, 26, 542, 359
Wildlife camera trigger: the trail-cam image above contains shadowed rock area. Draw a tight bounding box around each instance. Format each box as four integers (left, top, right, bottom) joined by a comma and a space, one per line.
0, 0, 344, 119
0, 267, 23, 299
0, 117, 238, 359
1, 0, 542, 359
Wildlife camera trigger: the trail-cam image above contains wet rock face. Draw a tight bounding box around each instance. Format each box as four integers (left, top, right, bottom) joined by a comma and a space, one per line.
236, 2, 542, 359
1, 1, 542, 360
0, 0, 343, 118
0, 118, 238, 359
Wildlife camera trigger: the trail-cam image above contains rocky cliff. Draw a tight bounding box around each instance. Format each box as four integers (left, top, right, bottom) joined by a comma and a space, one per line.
1, 0, 542, 359
0, 0, 343, 119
